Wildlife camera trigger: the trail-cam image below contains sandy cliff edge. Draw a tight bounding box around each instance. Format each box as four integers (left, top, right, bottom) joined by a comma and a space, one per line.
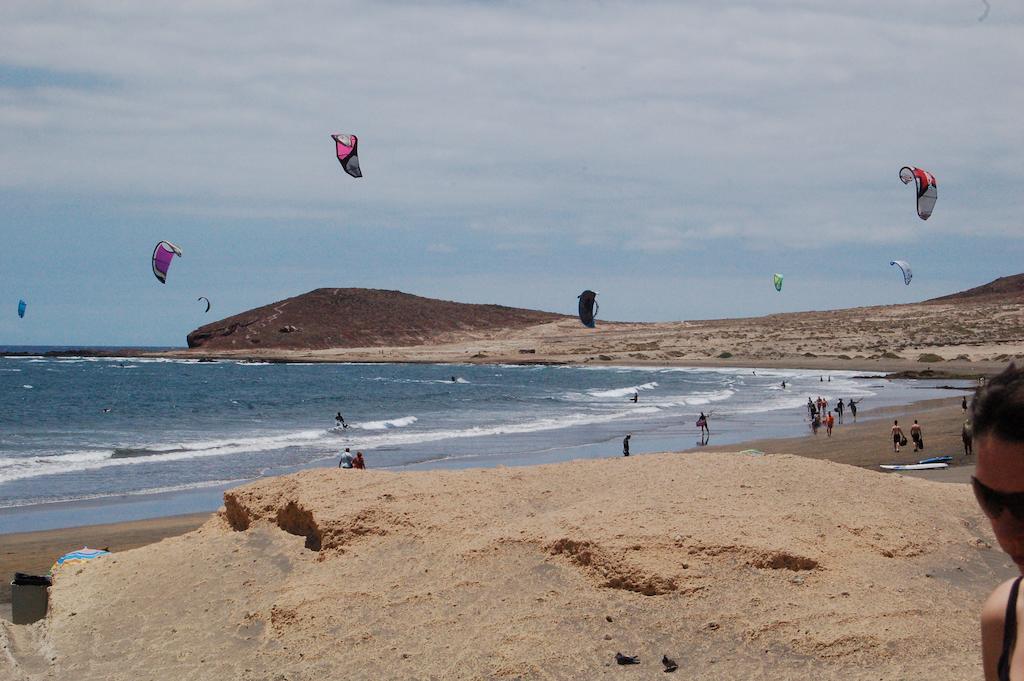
1, 451, 1011, 680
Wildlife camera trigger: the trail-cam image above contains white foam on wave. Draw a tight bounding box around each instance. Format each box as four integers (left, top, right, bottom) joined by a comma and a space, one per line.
368, 377, 469, 385
354, 416, 419, 430
336, 407, 664, 452
0, 476, 253, 509
0, 429, 326, 485
22, 384, 33, 389
588, 381, 659, 398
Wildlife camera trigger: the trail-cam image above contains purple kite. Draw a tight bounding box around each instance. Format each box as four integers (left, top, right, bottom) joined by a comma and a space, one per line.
331, 133, 362, 178
152, 241, 182, 284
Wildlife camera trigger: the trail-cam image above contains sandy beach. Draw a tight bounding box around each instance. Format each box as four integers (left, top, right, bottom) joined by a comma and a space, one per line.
0, 392, 1013, 680
697, 395, 974, 472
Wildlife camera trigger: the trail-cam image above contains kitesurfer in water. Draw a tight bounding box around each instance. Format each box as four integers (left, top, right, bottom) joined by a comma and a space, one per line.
631, 392, 639, 403
623, 434, 631, 457
451, 376, 457, 383
781, 380, 786, 389
335, 412, 348, 429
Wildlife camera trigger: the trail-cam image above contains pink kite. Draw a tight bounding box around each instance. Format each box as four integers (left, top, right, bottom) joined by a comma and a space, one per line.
331, 134, 362, 178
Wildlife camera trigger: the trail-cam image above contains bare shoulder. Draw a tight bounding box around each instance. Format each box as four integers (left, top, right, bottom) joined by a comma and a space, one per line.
982, 577, 1020, 680
984, 578, 1018, 625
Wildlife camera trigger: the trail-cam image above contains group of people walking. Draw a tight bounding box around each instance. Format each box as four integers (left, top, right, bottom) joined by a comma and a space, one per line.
807, 396, 860, 437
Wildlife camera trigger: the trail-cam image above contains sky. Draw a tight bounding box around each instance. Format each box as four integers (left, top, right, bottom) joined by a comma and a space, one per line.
1, 0, 1021, 346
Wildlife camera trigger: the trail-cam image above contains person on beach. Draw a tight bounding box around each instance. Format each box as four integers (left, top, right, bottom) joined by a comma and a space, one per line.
623, 434, 631, 457
807, 398, 815, 418
891, 420, 905, 453
910, 419, 924, 452
835, 399, 845, 423
963, 395, 969, 414
849, 399, 860, 422
352, 451, 366, 469
825, 411, 835, 437
338, 448, 353, 468
811, 412, 821, 435
963, 419, 973, 457
696, 412, 709, 437
335, 412, 348, 429
969, 365, 1024, 680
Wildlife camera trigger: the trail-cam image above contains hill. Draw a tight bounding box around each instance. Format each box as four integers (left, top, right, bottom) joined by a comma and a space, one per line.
926, 272, 1024, 303
185, 288, 567, 350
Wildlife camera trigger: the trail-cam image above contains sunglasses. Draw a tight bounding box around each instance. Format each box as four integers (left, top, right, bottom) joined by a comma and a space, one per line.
972, 476, 1024, 521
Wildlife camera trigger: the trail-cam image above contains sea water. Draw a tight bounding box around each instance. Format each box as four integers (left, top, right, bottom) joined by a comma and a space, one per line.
0, 352, 970, 531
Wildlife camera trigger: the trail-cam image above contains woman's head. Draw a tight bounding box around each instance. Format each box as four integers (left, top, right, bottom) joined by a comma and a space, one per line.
972, 364, 1024, 570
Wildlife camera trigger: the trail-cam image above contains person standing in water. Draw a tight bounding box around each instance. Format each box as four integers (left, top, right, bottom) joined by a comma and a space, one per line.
825, 411, 835, 437
623, 434, 631, 457
849, 399, 860, 421
963, 395, 969, 414
697, 412, 709, 437
835, 398, 845, 424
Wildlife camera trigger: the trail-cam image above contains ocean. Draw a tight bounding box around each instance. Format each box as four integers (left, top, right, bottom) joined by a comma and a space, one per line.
0, 351, 970, 532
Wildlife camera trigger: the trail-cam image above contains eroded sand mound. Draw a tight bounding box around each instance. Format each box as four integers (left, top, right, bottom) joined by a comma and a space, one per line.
1, 453, 1010, 680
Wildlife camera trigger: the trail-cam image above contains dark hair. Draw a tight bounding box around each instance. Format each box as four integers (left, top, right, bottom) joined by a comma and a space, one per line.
971, 364, 1024, 442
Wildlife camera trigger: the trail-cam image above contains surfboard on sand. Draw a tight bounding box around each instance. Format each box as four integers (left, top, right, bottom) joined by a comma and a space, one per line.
918, 456, 953, 464
880, 463, 949, 471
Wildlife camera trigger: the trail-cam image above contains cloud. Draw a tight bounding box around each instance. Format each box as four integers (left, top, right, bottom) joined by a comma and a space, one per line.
0, 1, 1021, 343
0, 0, 1020, 249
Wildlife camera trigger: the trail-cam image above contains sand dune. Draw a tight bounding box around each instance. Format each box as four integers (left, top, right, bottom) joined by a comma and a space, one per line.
2, 452, 1012, 679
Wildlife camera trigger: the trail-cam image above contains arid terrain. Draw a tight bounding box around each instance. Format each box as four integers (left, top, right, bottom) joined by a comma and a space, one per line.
167, 274, 1024, 374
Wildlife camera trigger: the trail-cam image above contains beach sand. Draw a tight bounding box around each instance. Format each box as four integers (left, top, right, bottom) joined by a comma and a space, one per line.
0, 404, 1014, 679
697, 396, 974, 471
0, 514, 209, 612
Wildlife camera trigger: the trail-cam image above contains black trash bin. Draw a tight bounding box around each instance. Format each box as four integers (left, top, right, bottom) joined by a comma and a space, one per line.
11, 572, 51, 625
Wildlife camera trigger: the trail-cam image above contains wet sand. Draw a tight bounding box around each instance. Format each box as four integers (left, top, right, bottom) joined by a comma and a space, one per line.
694, 395, 973, 471
0, 513, 209, 608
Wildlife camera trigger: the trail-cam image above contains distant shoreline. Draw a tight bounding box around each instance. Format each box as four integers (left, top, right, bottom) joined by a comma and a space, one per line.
0, 346, 1003, 379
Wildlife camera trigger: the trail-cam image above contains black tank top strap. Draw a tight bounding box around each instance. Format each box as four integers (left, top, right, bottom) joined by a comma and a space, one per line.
999, 576, 1024, 681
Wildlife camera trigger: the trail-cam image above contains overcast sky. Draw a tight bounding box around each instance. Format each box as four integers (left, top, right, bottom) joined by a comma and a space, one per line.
1, 1, 1021, 346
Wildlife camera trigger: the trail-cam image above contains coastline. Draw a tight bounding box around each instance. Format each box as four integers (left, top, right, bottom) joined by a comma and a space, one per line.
1, 392, 979, 608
